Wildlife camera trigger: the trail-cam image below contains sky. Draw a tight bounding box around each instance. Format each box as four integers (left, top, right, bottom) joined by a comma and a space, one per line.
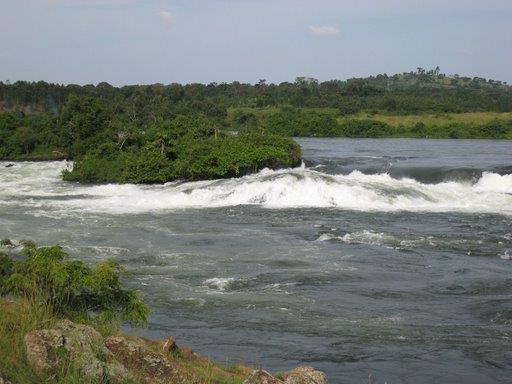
1, 0, 511, 86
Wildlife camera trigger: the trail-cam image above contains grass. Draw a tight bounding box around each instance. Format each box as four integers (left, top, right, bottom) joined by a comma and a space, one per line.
175, 357, 250, 384
345, 111, 512, 128
0, 297, 58, 383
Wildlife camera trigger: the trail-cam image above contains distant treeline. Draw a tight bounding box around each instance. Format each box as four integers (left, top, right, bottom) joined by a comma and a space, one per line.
1, 70, 512, 116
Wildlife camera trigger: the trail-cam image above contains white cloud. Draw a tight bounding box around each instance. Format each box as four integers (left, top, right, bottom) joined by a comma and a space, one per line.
309, 25, 341, 37
159, 10, 173, 25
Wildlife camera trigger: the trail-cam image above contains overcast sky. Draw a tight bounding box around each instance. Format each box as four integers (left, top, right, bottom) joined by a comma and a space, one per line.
1, 0, 511, 85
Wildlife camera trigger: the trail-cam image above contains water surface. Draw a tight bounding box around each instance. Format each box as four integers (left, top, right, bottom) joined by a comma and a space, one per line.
1, 138, 511, 383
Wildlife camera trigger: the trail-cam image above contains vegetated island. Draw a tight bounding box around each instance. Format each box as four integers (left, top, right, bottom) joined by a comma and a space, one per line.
0, 240, 328, 384
1, 67, 511, 183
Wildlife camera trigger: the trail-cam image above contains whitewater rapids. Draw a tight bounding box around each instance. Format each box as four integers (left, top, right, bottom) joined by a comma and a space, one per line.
1, 161, 511, 215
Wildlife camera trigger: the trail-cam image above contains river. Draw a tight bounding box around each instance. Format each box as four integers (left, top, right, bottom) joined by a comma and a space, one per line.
1, 138, 512, 383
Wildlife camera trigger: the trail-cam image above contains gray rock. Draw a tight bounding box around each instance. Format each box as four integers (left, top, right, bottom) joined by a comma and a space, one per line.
284, 366, 328, 384
105, 335, 183, 384
106, 360, 135, 382
24, 320, 132, 383
24, 329, 66, 374
244, 369, 284, 384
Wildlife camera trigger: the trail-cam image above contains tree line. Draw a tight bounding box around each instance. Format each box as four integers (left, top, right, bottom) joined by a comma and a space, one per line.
2, 70, 512, 116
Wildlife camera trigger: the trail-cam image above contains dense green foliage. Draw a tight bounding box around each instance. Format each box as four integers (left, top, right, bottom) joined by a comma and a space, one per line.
0, 92, 301, 183
62, 129, 301, 183
0, 242, 150, 326
0, 69, 511, 177
249, 107, 512, 138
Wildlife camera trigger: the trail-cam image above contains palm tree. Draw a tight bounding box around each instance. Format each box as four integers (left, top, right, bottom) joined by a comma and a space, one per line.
155, 133, 169, 155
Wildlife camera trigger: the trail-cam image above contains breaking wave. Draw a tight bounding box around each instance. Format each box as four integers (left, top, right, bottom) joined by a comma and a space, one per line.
317, 231, 397, 247
203, 277, 236, 292
1, 161, 512, 215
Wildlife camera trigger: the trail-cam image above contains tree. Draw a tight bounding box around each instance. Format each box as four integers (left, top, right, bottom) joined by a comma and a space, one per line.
383, 98, 398, 112
13, 126, 37, 154
60, 94, 109, 141
154, 132, 169, 155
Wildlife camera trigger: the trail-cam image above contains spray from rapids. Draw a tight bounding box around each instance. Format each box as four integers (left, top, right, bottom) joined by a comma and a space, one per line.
1, 161, 512, 215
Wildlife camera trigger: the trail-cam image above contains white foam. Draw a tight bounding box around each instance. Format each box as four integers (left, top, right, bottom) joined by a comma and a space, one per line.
1, 161, 512, 215
317, 231, 395, 246
500, 250, 512, 260
474, 172, 512, 193
203, 277, 235, 291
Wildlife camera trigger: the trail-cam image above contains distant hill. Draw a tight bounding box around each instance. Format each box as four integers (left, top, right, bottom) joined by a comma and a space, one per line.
349, 67, 509, 91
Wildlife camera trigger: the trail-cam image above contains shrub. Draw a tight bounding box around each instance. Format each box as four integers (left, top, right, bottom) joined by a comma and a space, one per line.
412, 121, 427, 136
0, 239, 14, 247
340, 119, 391, 137
0, 252, 13, 278
173, 133, 301, 180
263, 108, 342, 136
0, 243, 150, 326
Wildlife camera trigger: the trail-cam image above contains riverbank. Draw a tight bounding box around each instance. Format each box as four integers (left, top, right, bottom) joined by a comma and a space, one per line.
0, 297, 251, 383
1, 297, 329, 384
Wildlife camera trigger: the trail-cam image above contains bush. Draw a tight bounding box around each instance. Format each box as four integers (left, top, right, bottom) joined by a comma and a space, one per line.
231, 111, 259, 132
0, 239, 14, 247
412, 121, 427, 136
263, 108, 342, 136
0, 243, 150, 326
339, 119, 391, 137
0, 252, 14, 278
174, 133, 301, 180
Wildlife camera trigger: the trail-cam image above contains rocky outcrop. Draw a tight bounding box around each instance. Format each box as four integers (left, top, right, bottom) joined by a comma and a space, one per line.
283, 366, 328, 384
24, 329, 66, 374
104, 335, 184, 384
242, 366, 329, 384
24, 320, 132, 383
244, 369, 284, 384
23, 320, 328, 384
24, 321, 187, 383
